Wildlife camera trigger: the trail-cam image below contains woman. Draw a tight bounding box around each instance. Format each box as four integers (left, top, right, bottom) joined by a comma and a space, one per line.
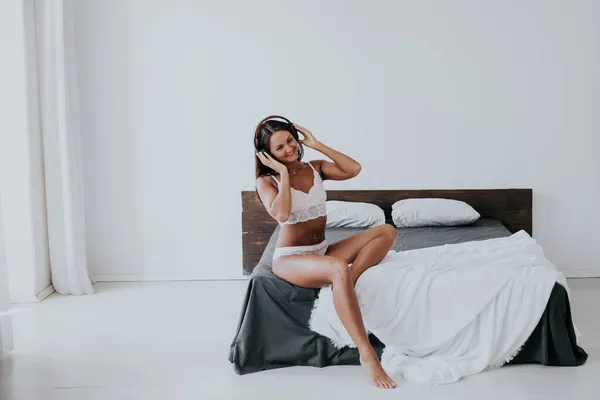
254, 115, 398, 389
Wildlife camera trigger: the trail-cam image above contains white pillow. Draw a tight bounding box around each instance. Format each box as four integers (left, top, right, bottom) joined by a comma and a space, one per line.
326, 201, 385, 228
391, 198, 480, 228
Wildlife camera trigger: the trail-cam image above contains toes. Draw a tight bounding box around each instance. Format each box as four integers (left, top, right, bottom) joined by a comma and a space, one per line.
379, 380, 390, 389
383, 378, 396, 389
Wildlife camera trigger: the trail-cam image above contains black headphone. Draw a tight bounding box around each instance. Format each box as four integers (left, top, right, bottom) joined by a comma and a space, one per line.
254, 115, 297, 150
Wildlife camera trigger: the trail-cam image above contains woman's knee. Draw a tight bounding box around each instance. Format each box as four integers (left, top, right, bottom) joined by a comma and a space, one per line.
379, 224, 398, 242
327, 258, 350, 283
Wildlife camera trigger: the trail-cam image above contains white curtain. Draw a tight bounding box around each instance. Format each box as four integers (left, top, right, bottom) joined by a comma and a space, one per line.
0, 194, 14, 352
35, 0, 93, 295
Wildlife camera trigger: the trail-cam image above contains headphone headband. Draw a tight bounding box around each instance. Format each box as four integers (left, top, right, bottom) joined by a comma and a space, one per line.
254, 115, 295, 148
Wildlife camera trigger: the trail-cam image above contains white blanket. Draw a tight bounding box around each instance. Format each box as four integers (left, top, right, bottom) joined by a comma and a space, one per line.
309, 231, 574, 384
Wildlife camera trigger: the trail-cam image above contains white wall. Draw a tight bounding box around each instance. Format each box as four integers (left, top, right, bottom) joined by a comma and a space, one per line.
73, 0, 600, 280
0, 194, 14, 352
0, 0, 52, 302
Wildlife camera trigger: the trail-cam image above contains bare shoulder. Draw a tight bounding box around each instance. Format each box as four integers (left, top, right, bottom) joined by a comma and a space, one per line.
256, 174, 278, 190
307, 159, 326, 179
307, 159, 360, 181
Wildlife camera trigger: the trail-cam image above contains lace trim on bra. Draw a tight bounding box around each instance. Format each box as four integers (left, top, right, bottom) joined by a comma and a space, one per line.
281, 203, 327, 225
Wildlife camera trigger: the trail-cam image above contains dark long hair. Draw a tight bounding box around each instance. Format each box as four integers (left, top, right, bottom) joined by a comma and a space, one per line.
254, 120, 304, 179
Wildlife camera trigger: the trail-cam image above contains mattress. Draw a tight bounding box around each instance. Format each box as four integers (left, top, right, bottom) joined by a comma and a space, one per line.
229, 219, 586, 375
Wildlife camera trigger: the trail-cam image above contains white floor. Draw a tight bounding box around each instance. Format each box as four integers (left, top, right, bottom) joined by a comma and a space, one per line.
1, 279, 599, 400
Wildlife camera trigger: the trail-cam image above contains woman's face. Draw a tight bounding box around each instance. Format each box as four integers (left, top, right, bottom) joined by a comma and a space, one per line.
268, 130, 299, 163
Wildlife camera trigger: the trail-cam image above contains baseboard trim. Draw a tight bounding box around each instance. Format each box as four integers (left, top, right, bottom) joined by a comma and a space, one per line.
9, 294, 38, 304
561, 270, 600, 278
0, 316, 14, 353
91, 274, 249, 282
36, 284, 55, 301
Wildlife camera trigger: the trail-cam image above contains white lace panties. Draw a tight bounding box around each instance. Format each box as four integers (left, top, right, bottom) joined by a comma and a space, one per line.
272, 240, 329, 260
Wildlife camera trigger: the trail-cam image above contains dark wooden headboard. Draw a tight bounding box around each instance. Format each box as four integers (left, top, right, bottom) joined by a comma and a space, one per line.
242, 189, 532, 275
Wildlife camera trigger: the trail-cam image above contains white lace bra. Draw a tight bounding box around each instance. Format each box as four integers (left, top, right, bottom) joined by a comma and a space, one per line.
272, 162, 327, 225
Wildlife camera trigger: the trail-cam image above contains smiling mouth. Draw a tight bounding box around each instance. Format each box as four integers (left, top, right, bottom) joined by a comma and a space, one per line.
286, 149, 296, 157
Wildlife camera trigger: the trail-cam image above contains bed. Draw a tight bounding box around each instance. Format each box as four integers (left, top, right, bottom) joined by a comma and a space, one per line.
229, 189, 587, 375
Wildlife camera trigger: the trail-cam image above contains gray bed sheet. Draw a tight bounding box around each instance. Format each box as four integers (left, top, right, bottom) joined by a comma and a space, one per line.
228, 219, 587, 375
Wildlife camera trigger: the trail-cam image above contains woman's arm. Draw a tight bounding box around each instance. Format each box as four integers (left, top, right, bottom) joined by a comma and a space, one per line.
255, 152, 292, 222
294, 123, 361, 180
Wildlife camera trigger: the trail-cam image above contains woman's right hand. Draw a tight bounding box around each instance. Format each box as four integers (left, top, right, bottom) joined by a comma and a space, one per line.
256, 151, 287, 175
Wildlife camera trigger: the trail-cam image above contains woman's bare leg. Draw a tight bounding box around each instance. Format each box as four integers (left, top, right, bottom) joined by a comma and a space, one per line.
326, 224, 398, 285
273, 254, 396, 389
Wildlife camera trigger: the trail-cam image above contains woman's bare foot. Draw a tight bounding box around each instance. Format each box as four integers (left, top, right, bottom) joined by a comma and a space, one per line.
359, 349, 397, 389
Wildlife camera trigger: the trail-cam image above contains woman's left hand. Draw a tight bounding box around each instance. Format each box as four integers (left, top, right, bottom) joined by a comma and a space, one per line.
293, 123, 319, 149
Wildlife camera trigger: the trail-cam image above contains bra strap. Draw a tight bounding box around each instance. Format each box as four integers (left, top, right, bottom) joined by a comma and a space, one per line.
307, 161, 321, 180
